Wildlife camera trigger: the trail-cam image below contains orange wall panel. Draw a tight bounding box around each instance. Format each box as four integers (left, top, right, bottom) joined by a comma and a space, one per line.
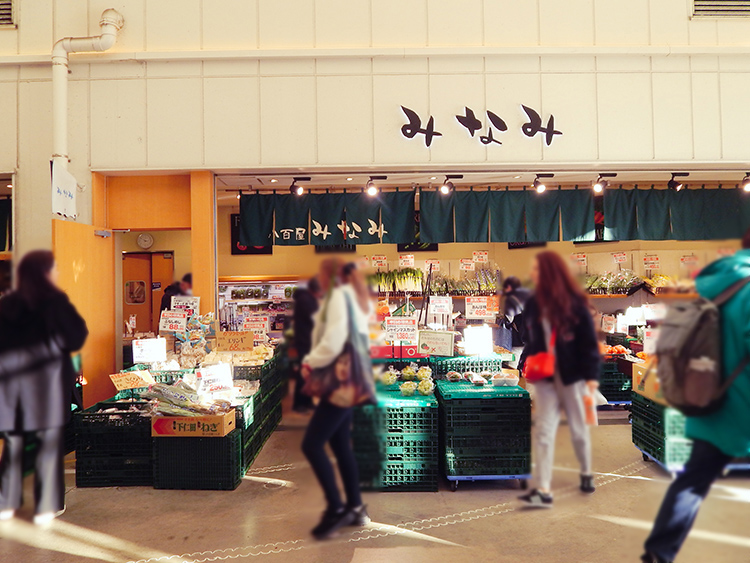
92, 172, 107, 228
190, 171, 216, 314
107, 175, 192, 230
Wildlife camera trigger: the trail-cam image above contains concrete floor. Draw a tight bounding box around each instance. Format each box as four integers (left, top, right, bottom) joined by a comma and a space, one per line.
2, 402, 750, 563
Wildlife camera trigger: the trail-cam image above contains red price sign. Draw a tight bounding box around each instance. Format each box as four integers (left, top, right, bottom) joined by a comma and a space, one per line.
644, 255, 660, 271
159, 310, 188, 333
424, 259, 440, 272
571, 253, 587, 267
372, 255, 388, 268
466, 296, 491, 319
460, 259, 475, 271
399, 254, 415, 267
384, 317, 418, 343
472, 251, 488, 263
613, 252, 628, 264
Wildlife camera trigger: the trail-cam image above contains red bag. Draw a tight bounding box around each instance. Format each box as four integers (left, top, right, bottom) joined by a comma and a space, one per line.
524, 329, 556, 383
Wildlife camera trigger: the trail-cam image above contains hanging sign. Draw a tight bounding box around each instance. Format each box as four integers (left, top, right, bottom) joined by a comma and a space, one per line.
51, 160, 78, 218
132, 338, 167, 363
613, 252, 628, 264
417, 330, 455, 357
216, 331, 255, 352
472, 251, 489, 263
680, 255, 699, 267
159, 310, 188, 333
399, 254, 415, 267
384, 317, 418, 343
429, 295, 452, 316
109, 370, 155, 391
466, 296, 493, 319
571, 253, 588, 267
372, 255, 388, 268
460, 259, 475, 271
424, 259, 440, 272
172, 296, 200, 316
644, 256, 660, 271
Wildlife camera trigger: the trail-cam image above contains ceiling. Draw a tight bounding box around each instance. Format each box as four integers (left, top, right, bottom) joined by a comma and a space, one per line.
215, 169, 749, 207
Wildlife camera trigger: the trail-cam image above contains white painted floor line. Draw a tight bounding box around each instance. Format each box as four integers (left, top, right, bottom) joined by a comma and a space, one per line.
592, 515, 750, 549
242, 475, 297, 489
553, 465, 670, 483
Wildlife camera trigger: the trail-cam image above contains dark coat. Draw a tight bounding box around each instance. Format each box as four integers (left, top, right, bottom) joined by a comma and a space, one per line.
504, 287, 531, 346
160, 282, 183, 312
293, 288, 319, 358
0, 291, 88, 431
520, 295, 600, 386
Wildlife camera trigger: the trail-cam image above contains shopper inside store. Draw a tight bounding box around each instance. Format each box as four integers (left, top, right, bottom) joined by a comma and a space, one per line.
2, 3, 750, 563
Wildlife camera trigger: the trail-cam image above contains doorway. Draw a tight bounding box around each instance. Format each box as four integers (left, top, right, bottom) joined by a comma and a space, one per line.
123, 252, 174, 333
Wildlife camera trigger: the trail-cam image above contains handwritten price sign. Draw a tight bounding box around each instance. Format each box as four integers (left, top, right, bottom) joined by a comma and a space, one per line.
159, 310, 188, 333
399, 254, 415, 267
372, 255, 388, 268
613, 252, 628, 264
216, 331, 254, 352
384, 317, 418, 343
466, 296, 492, 319
424, 259, 440, 272
472, 251, 488, 263
460, 259, 475, 271
644, 256, 660, 271
109, 370, 155, 391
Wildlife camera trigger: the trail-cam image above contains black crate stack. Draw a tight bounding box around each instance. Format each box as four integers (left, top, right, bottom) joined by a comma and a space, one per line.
599, 357, 633, 403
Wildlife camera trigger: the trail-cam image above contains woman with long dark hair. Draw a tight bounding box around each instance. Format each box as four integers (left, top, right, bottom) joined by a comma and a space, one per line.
518, 251, 601, 508
0, 251, 88, 524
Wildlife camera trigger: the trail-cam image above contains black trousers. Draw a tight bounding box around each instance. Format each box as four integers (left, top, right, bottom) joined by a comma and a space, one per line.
644, 439, 733, 562
301, 401, 361, 511
0, 427, 65, 515
292, 366, 313, 410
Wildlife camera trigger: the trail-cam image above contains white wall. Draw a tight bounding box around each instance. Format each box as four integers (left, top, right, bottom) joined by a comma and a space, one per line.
2, 1, 750, 253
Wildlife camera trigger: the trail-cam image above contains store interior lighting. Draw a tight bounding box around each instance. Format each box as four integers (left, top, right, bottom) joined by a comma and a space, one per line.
289, 176, 311, 196
668, 172, 689, 192
440, 174, 462, 194
593, 173, 617, 193
366, 175, 387, 196
270, 179, 277, 183
533, 173, 554, 194
742, 173, 750, 192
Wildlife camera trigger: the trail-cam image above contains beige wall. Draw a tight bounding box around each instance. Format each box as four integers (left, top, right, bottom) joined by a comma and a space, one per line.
120, 230, 192, 282
218, 205, 740, 281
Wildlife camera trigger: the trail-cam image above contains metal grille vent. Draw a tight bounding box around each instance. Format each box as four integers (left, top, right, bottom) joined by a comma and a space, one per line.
0, 1, 12, 26
694, 0, 750, 16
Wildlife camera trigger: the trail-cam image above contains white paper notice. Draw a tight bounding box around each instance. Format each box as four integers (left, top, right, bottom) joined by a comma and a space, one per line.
472, 251, 489, 263
571, 253, 587, 267
424, 259, 440, 272
644, 256, 660, 271
460, 259, 475, 271
384, 317, 418, 343
429, 295, 452, 315
613, 252, 628, 264
372, 255, 388, 268
466, 296, 492, 319
399, 255, 415, 267
132, 338, 167, 363
51, 160, 78, 218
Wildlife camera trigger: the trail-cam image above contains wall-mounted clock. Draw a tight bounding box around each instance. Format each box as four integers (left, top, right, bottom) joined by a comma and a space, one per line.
137, 233, 154, 249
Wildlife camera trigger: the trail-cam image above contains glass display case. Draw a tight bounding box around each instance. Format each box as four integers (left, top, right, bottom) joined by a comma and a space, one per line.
218, 278, 301, 333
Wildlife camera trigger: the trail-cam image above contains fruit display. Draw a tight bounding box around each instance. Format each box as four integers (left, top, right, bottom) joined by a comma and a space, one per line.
446, 371, 462, 382
417, 378, 435, 396
643, 274, 696, 294
480, 370, 493, 381
636, 351, 649, 362
401, 364, 417, 381
400, 381, 417, 396
417, 366, 433, 381
603, 344, 629, 355
381, 368, 399, 386
586, 270, 643, 295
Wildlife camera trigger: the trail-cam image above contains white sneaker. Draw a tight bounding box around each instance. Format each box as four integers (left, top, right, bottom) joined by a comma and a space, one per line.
0, 509, 15, 521
33, 506, 66, 525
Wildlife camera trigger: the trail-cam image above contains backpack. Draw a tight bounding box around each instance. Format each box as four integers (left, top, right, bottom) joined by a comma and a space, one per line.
652, 277, 750, 417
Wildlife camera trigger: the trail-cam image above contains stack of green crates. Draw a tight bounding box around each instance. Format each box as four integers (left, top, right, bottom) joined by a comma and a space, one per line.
429, 356, 508, 378
631, 392, 693, 471
436, 381, 531, 479
600, 359, 633, 403
353, 389, 439, 492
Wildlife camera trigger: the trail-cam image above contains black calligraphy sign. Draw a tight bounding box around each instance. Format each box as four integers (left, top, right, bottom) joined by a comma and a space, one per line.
400, 106, 443, 147
521, 105, 562, 146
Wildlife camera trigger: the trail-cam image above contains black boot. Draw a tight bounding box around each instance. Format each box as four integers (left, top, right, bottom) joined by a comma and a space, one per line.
347, 504, 370, 526
580, 474, 596, 494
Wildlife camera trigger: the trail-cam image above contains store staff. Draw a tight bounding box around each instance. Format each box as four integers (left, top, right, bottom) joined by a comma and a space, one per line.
160, 273, 192, 312
503, 276, 531, 368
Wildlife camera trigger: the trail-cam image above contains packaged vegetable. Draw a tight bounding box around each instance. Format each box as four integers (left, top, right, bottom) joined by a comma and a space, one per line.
400, 381, 418, 396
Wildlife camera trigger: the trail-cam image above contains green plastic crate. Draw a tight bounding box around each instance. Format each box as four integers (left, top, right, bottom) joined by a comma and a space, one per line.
429, 355, 510, 377
442, 434, 531, 457
632, 422, 693, 470
632, 393, 686, 438
435, 380, 529, 400
358, 460, 439, 492
443, 453, 530, 477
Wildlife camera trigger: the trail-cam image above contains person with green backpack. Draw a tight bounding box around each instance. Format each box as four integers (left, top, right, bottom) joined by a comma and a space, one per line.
642, 231, 750, 563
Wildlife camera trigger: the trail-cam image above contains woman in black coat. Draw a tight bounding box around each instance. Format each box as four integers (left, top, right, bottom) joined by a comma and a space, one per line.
0, 250, 88, 524
518, 251, 600, 509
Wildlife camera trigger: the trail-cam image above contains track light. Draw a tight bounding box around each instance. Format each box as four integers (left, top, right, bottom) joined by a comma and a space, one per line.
668, 172, 689, 192
289, 176, 311, 196
270, 179, 277, 183
365, 175, 387, 197
593, 173, 617, 193
440, 174, 463, 195
533, 174, 554, 194
742, 173, 750, 192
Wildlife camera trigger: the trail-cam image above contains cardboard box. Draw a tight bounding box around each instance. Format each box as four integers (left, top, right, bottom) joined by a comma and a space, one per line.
151, 409, 236, 437
632, 363, 667, 406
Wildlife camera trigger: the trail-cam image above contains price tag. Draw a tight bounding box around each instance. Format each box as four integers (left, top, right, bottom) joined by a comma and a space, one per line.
718, 247, 736, 258
644, 328, 659, 355
460, 259, 475, 271
132, 338, 167, 363
109, 370, 155, 391
216, 331, 255, 352
384, 317, 418, 344
424, 259, 440, 272
472, 251, 488, 263
466, 296, 492, 319
272, 296, 282, 304
399, 254, 415, 267
243, 315, 270, 339
372, 255, 388, 268
159, 310, 188, 333
417, 330, 454, 357
613, 252, 628, 264
601, 315, 616, 334
644, 255, 660, 271
680, 255, 699, 267
571, 253, 587, 267
128, 315, 137, 329
268, 285, 286, 299
357, 256, 370, 269
171, 296, 200, 316
429, 295, 452, 315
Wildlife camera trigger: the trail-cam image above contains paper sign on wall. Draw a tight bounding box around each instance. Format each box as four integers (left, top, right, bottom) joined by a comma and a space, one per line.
460, 259, 475, 271
613, 252, 628, 264
571, 253, 587, 267
472, 251, 488, 263
424, 259, 440, 272
243, 315, 270, 338
172, 296, 200, 316
51, 160, 78, 218
384, 317, 418, 343
132, 338, 167, 363
399, 254, 415, 267
601, 315, 616, 334
159, 310, 188, 333
429, 295, 452, 315
109, 370, 155, 391
644, 256, 660, 271
417, 330, 455, 357
466, 296, 492, 319
644, 328, 659, 355
216, 331, 255, 352
680, 255, 699, 267
372, 255, 388, 268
